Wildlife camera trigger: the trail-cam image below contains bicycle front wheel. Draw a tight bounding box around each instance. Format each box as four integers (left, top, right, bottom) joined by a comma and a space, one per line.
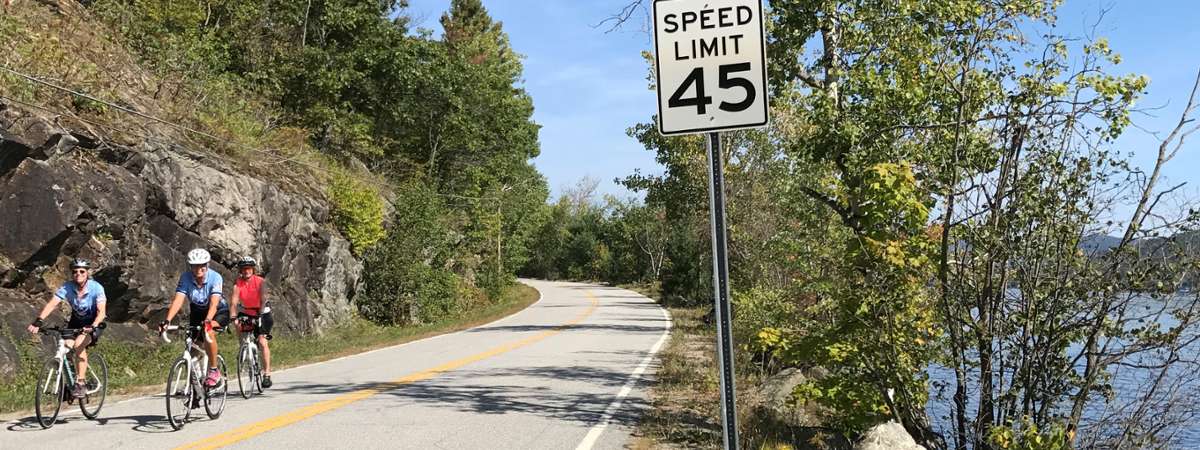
253, 348, 264, 394
80, 351, 108, 419
165, 358, 192, 430
237, 346, 252, 399
205, 355, 228, 419
34, 359, 63, 429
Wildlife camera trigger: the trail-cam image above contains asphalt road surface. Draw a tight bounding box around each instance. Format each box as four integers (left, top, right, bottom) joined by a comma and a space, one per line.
3, 280, 672, 449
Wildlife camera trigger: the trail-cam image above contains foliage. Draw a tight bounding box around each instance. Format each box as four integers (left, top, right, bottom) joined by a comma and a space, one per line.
733, 288, 796, 369
987, 419, 1071, 450
78, 0, 549, 312
327, 169, 386, 255
359, 180, 462, 325
557, 1, 1200, 448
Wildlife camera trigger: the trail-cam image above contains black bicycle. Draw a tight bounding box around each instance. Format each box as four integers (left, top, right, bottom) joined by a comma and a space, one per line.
33, 325, 108, 428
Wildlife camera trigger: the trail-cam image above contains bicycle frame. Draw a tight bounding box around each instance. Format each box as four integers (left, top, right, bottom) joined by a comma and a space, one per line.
237, 316, 261, 363
40, 335, 74, 398
39, 328, 98, 395
162, 325, 211, 382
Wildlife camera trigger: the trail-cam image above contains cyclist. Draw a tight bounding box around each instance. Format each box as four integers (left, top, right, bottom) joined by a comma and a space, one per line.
27, 258, 107, 399
158, 248, 229, 387
229, 256, 274, 388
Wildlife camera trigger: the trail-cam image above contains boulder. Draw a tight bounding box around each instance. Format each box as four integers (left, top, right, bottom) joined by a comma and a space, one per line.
759, 368, 810, 423
855, 421, 925, 450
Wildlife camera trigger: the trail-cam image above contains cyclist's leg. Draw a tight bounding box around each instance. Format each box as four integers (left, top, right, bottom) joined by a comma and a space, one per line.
189, 307, 220, 377
206, 314, 230, 370
258, 313, 273, 374
66, 316, 91, 383
204, 331, 218, 369
73, 334, 91, 383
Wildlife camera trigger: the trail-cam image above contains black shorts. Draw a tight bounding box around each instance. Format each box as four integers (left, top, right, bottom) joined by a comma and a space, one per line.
65, 315, 102, 347
189, 306, 231, 329
238, 312, 274, 338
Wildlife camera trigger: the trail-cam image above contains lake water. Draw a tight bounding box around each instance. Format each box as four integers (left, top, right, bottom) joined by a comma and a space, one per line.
925, 295, 1200, 448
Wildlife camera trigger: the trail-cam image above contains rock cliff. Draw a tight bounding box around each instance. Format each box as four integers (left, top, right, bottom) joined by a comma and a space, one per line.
0, 102, 362, 380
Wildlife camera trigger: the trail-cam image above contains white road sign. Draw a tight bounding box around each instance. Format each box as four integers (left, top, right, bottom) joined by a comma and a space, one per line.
652, 0, 769, 136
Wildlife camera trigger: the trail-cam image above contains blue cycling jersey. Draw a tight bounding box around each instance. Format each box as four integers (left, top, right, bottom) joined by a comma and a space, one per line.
176, 270, 227, 310
55, 279, 106, 318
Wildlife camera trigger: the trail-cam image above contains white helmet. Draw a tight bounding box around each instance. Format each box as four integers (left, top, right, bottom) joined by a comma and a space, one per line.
186, 248, 211, 265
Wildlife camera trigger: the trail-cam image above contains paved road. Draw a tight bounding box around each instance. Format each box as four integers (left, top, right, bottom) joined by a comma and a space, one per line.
3, 280, 671, 449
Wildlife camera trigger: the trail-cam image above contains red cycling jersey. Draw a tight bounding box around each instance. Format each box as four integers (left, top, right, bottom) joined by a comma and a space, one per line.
236, 275, 265, 315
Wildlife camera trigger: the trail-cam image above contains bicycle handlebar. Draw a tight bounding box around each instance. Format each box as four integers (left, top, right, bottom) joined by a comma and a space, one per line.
38, 323, 106, 335
159, 324, 214, 344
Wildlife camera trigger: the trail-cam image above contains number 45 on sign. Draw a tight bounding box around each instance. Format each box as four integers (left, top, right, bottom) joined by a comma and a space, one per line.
653, 0, 769, 135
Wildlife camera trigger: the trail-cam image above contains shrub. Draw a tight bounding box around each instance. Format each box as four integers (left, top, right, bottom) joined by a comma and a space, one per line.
327, 170, 385, 255
358, 180, 463, 325
358, 261, 460, 325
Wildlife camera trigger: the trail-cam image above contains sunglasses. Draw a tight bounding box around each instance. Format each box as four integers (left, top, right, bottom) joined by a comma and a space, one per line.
72, 269, 88, 275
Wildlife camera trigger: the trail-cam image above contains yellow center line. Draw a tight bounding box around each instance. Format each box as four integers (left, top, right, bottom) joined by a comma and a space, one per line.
175, 289, 601, 450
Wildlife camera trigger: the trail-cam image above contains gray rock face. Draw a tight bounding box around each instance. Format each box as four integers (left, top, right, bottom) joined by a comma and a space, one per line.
0, 105, 362, 380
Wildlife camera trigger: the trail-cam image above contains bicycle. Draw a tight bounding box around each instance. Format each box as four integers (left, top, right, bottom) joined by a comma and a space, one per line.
33, 325, 108, 429
234, 314, 267, 399
160, 323, 228, 430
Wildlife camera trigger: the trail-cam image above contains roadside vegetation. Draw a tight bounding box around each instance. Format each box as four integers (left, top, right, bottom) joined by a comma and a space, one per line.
1, 0, 549, 416
528, 2, 1200, 448
1, 0, 546, 323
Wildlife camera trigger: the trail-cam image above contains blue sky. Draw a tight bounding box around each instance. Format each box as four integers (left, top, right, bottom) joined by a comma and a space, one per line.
404, 1, 1200, 210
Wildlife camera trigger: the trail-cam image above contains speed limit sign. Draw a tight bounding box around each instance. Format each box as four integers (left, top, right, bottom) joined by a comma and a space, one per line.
652, 0, 768, 135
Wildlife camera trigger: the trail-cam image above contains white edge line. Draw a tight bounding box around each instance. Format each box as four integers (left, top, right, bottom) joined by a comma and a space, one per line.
575, 288, 673, 450
5, 280, 547, 425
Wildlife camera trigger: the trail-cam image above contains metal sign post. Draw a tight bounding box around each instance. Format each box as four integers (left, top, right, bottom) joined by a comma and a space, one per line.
704, 131, 738, 449
652, 0, 768, 448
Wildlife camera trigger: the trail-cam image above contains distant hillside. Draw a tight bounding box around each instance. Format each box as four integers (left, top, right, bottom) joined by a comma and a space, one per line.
1081, 233, 1124, 254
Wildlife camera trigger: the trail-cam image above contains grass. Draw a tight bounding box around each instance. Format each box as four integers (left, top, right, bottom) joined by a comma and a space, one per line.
0, 282, 539, 418
621, 283, 849, 450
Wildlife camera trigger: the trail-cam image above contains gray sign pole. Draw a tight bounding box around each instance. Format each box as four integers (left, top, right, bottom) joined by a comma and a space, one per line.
704, 131, 738, 449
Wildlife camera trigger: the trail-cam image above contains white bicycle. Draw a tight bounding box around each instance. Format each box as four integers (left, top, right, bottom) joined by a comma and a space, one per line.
234, 313, 266, 399
161, 324, 227, 430
33, 325, 107, 428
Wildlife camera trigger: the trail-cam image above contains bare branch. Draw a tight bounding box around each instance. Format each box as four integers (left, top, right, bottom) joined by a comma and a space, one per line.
593, 1, 647, 33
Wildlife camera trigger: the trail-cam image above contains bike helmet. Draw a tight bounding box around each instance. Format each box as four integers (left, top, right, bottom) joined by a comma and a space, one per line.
186, 248, 211, 265
236, 256, 257, 268
69, 258, 91, 269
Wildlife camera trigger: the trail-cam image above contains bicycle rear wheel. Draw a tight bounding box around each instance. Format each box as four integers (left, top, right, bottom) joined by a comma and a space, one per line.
205, 355, 228, 419
80, 351, 107, 419
34, 359, 63, 429
165, 358, 192, 430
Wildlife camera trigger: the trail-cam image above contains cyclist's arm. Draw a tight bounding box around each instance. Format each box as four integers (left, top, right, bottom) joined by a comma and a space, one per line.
165, 292, 185, 323
260, 280, 269, 307
92, 301, 106, 328
229, 284, 241, 321
205, 293, 220, 322
29, 297, 62, 332
35, 296, 61, 322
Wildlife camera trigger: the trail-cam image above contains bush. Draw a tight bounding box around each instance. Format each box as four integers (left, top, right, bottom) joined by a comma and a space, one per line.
327, 170, 385, 255
359, 261, 461, 325
660, 218, 711, 307
733, 287, 797, 370
358, 180, 463, 325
